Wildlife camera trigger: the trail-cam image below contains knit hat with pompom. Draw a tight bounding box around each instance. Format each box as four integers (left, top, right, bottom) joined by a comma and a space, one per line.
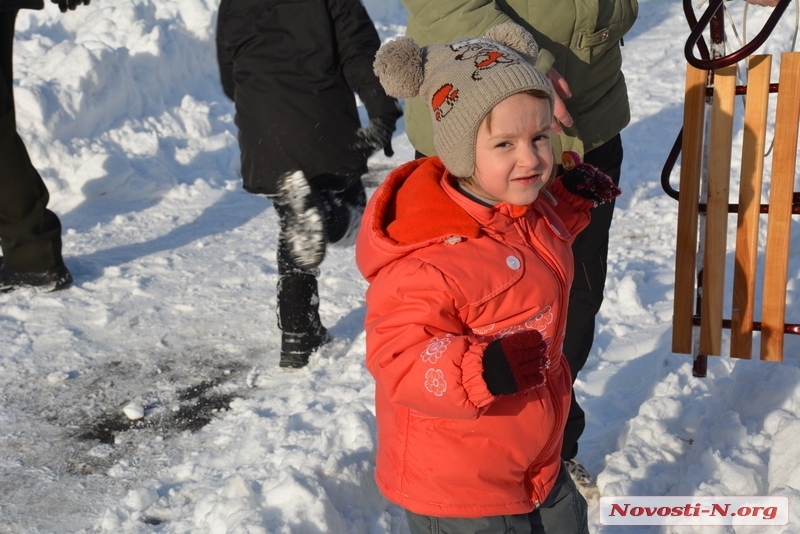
373, 23, 553, 178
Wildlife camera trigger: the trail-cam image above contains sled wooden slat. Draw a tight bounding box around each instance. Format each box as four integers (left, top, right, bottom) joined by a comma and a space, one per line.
761, 52, 800, 361
699, 65, 737, 357
671, 50, 800, 365
672, 65, 708, 355
730, 55, 771, 359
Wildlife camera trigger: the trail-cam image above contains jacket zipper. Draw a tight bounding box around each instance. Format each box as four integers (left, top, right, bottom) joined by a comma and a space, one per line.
515, 215, 569, 505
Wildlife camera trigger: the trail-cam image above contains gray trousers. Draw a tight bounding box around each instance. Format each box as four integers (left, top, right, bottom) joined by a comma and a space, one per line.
405, 463, 588, 534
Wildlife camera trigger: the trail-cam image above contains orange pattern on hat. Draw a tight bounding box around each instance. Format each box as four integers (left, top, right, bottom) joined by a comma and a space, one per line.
432, 84, 459, 122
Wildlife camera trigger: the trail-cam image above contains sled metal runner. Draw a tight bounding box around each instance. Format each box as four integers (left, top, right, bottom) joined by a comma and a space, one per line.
662, 0, 800, 376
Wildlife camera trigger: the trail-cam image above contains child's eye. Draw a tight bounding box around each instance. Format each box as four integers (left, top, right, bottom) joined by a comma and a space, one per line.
495, 141, 512, 148
532, 134, 549, 143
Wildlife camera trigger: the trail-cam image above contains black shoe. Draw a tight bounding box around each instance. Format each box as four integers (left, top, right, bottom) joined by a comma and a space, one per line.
0, 257, 73, 292
279, 323, 332, 369
276, 171, 327, 270
325, 181, 367, 248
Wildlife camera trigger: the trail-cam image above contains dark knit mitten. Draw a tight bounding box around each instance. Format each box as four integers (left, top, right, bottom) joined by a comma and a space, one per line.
353, 114, 399, 158
559, 151, 621, 205
482, 330, 549, 396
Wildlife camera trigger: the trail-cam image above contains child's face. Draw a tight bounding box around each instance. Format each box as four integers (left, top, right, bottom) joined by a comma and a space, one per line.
469, 92, 553, 206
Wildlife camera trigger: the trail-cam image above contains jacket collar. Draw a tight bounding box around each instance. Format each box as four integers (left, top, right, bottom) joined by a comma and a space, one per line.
381, 157, 529, 246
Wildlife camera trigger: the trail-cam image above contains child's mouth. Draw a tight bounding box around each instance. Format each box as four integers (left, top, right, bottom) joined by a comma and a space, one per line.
512, 175, 538, 185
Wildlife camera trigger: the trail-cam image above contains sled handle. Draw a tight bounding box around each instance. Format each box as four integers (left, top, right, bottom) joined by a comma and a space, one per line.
684, 0, 792, 70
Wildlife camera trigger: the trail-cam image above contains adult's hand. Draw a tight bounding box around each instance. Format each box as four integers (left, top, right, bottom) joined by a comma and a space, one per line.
51, 0, 90, 13
745, 0, 779, 6
546, 68, 573, 134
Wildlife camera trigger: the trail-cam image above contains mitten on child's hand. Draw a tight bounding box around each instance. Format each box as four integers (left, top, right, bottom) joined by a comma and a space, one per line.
482, 330, 549, 396
559, 151, 621, 205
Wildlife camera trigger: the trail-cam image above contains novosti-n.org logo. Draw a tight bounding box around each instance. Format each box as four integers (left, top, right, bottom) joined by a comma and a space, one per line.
599, 496, 789, 526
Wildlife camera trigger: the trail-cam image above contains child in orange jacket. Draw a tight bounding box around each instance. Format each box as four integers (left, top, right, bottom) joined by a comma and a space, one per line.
356, 23, 620, 534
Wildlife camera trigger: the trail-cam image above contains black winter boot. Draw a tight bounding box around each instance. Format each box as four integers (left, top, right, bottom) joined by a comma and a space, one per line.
277, 271, 331, 368
0, 257, 73, 292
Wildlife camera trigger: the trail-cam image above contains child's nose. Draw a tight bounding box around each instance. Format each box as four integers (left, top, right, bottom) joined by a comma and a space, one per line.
519, 144, 540, 167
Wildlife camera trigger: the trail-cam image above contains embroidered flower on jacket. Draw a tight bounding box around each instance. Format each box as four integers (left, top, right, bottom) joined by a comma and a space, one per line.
493, 325, 525, 339
525, 306, 554, 331
424, 368, 447, 396
421, 335, 451, 363
471, 323, 495, 336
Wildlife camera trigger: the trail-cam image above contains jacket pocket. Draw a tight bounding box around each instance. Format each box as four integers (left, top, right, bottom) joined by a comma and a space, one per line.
579, 0, 638, 56
541, 214, 572, 243
408, 409, 439, 420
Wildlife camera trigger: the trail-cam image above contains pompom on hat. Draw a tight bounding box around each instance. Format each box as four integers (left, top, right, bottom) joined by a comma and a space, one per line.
374, 23, 554, 178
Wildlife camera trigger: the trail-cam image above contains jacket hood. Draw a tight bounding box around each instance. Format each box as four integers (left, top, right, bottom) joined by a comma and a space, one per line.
357, 157, 537, 282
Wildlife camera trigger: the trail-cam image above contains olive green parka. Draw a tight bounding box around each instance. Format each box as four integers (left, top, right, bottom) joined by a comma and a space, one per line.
401, 0, 638, 157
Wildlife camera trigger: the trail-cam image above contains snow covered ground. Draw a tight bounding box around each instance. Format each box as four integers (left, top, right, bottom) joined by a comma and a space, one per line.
1, 0, 800, 532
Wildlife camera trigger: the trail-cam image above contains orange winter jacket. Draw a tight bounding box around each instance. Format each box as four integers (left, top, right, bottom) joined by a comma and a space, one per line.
356, 157, 594, 518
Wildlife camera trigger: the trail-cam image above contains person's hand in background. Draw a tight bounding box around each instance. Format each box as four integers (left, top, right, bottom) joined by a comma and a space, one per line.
546, 69, 573, 134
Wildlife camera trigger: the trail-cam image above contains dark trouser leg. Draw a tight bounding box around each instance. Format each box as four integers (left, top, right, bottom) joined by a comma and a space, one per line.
269, 176, 362, 366
275, 171, 328, 270
405, 510, 531, 534
315, 177, 366, 246
0, 11, 64, 273
275, 173, 366, 270
272, 176, 364, 320
561, 135, 623, 461
528, 462, 589, 534
404, 464, 588, 534
273, 201, 329, 367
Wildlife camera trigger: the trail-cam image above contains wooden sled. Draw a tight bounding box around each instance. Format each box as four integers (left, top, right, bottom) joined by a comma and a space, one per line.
665, 52, 800, 373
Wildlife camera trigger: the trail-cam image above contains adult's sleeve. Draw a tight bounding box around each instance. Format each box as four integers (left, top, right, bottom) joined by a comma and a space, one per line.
546, 179, 595, 239
327, 0, 401, 120
215, 5, 235, 101
401, 0, 511, 42
364, 257, 497, 420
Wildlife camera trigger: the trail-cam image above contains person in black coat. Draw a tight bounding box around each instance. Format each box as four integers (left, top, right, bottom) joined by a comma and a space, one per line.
0, 0, 85, 292
216, 0, 402, 368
